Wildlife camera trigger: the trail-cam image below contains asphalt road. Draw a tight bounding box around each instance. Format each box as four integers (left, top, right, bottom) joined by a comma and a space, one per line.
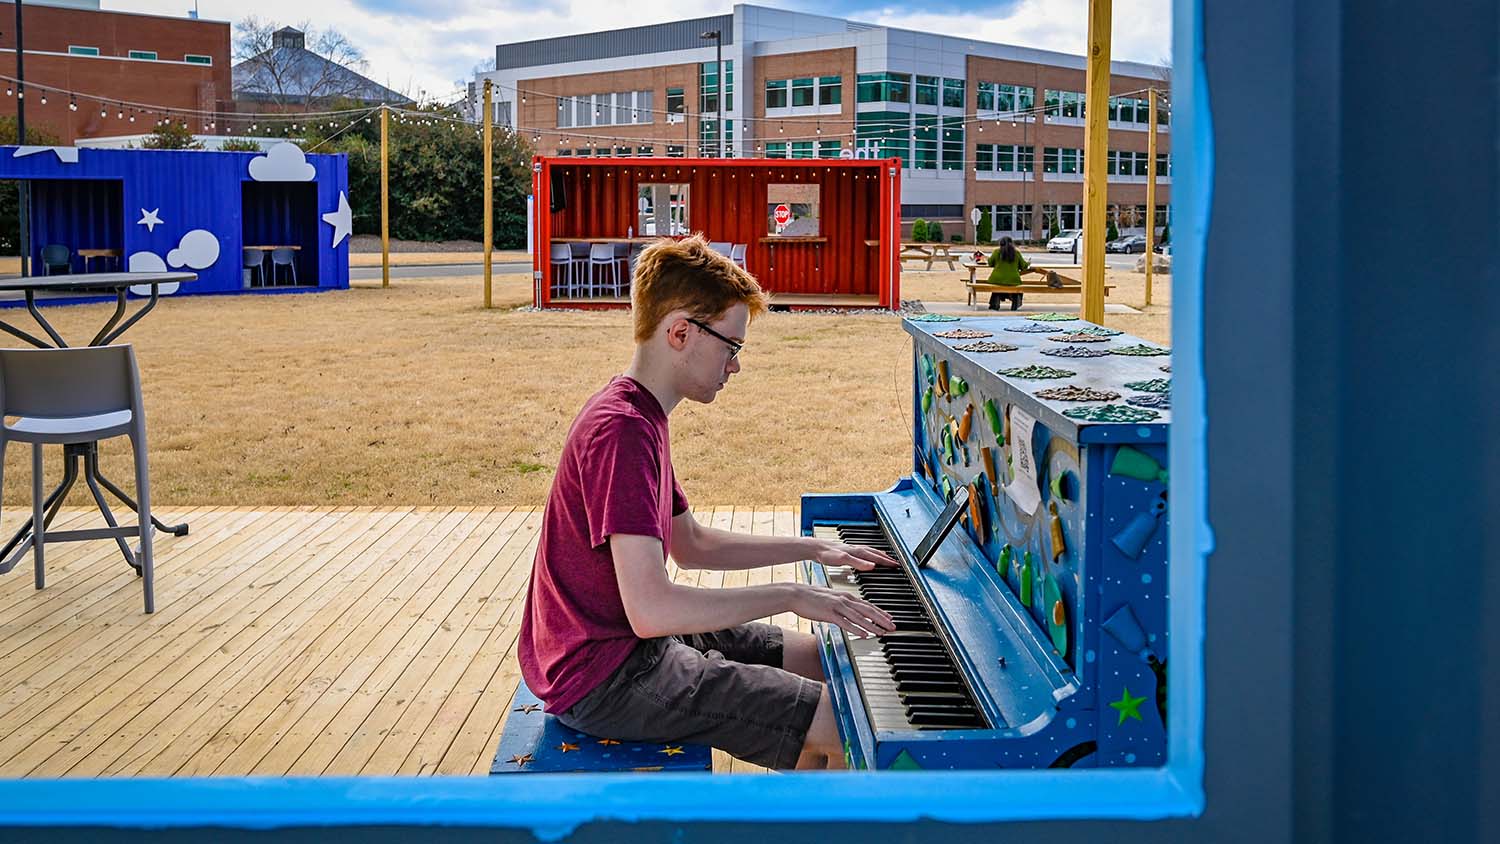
348, 252, 1150, 281
350, 262, 530, 280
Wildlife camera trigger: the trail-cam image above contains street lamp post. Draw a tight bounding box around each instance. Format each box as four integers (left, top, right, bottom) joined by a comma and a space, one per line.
700, 30, 722, 158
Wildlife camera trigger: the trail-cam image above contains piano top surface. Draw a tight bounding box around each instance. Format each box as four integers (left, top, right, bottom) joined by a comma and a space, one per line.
867, 483, 1079, 737
904, 315, 1171, 444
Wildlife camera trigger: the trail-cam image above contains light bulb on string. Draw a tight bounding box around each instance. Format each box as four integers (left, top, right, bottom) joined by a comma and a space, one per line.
69, 97, 77, 111
39, 93, 46, 105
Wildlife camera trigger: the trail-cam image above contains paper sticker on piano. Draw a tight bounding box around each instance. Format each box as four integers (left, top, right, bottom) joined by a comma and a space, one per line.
1004, 407, 1042, 515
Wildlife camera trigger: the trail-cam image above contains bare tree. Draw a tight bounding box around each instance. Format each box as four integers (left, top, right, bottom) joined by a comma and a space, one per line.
234, 17, 382, 111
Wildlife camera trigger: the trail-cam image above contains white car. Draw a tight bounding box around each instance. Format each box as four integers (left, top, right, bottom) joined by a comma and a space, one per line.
1047, 229, 1083, 252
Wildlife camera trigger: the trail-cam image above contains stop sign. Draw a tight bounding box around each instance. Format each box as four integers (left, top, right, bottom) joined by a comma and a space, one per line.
773, 204, 792, 225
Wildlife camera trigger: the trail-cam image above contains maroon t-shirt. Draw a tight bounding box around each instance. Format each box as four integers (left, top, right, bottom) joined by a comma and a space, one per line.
519, 375, 689, 714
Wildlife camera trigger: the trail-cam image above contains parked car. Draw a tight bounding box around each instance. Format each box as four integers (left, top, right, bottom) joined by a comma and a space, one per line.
1153, 242, 1173, 256
1046, 229, 1083, 252
1106, 234, 1148, 253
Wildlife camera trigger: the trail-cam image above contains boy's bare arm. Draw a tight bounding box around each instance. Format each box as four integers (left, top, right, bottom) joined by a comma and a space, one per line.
668, 511, 897, 572
612, 533, 894, 639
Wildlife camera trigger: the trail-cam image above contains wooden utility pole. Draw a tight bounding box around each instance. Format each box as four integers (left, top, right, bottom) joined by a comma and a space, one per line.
482, 80, 494, 308
1080, 0, 1113, 325
1145, 88, 1158, 307
380, 105, 390, 288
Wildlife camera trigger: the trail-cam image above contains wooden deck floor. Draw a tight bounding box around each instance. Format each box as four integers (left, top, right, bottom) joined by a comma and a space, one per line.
0, 505, 806, 777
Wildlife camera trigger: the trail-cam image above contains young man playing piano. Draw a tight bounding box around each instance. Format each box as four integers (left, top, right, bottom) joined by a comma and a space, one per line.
518, 235, 899, 770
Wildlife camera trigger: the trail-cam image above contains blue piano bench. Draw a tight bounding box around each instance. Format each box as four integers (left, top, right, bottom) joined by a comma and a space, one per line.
490, 678, 714, 774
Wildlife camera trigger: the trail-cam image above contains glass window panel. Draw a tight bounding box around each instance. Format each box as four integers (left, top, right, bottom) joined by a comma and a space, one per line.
666, 87, 684, 116
575, 97, 590, 126
767, 183, 820, 236
978, 82, 994, 111
976, 143, 994, 171
1044, 147, 1059, 173
766, 142, 787, 158
943, 79, 965, 109
818, 140, 841, 158
766, 79, 788, 109
915, 74, 938, 106
819, 78, 841, 105
856, 73, 882, 103
791, 78, 814, 107
615, 92, 630, 125
888, 72, 910, 103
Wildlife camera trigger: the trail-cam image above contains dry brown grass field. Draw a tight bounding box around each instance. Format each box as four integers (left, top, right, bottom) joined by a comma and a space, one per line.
0, 264, 1168, 507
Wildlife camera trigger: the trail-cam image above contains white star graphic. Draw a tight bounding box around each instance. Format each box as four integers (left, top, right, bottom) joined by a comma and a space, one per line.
137, 208, 163, 232
321, 191, 352, 248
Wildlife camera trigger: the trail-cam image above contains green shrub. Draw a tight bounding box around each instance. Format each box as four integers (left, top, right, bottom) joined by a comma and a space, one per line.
1160, 223, 1170, 244
219, 138, 262, 152
1049, 212, 1060, 240
140, 121, 204, 150
912, 218, 928, 242
976, 207, 992, 243
1107, 219, 1120, 242
950, 234, 961, 243
928, 221, 944, 242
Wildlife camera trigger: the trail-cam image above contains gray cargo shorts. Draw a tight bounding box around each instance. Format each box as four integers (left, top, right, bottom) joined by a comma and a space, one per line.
556, 622, 822, 770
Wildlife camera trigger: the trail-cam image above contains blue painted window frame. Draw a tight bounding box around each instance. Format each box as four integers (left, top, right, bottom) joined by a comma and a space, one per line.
0, 0, 1209, 831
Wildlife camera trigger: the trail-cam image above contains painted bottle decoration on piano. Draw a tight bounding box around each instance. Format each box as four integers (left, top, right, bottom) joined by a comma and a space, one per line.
800, 313, 1170, 770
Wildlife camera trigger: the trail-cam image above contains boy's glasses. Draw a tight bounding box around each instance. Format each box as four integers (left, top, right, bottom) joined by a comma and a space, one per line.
686, 319, 743, 361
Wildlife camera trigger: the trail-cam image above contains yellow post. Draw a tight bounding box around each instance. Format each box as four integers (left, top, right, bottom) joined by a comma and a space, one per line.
1144, 88, 1158, 307
1080, 0, 1113, 325
483, 79, 494, 309
380, 105, 390, 289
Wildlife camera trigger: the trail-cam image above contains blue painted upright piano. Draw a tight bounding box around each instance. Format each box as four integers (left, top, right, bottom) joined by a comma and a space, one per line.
802, 313, 1171, 770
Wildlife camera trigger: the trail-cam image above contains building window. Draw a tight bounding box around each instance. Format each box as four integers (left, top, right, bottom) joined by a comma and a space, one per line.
636, 146, 654, 157
1045, 89, 1086, 120
856, 111, 910, 163
667, 144, 685, 158
555, 149, 571, 156
666, 87, 685, 117
765, 80, 787, 109
913, 114, 937, 170
1044, 203, 1084, 230
1157, 152, 1173, 176
128, 50, 157, 60
980, 143, 1034, 172
942, 78, 965, 109
184, 54, 212, 65
791, 78, 814, 108
791, 140, 814, 158
856, 72, 910, 104
818, 76, 841, 106
941, 116, 964, 170
699, 60, 733, 114
998, 83, 1035, 114
68, 45, 99, 56
915, 75, 939, 106
817, 140, 841, 158
1044, 147, 1084, 174
765, 142, 788, 159
989, 204, 1033, 235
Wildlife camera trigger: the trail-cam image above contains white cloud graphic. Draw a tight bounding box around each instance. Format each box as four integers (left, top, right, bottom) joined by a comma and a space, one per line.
166, 229, 220, 270
128, 251, 179, 296
247, 142, 315, 182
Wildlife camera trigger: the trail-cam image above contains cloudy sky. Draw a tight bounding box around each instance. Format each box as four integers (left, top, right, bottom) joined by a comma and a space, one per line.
109, 0, 1171, 103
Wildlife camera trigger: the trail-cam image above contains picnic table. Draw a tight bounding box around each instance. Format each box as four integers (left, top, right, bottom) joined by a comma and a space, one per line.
900, 242, 960, 271
957, 260, 1113, 308
0, 271, 197, 571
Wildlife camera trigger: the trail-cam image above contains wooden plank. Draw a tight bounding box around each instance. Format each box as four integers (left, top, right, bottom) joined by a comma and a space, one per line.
9, 507, 388, 776
203, 508, 485, 776
73, 507, 429, 777
101, 506, 442, 777
161, 508, 475, 777
366, 508, 537, 775
0, 507, 321, 754
320, 508, 526, 775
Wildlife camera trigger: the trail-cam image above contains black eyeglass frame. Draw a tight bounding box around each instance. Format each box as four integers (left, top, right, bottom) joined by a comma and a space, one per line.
686, 318, 744, 360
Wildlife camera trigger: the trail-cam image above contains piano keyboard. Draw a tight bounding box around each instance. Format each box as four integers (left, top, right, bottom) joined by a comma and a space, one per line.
813, 524, 989, 731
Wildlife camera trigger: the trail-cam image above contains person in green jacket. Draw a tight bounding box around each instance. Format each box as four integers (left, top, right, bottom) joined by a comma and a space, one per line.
985, 236, 1045, 310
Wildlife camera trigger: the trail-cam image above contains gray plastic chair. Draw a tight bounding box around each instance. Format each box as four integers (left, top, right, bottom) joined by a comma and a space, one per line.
41, 244, 70, 276
242, 248, 264, 287
270, 248, 297, 285
0, 346, 156, 613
